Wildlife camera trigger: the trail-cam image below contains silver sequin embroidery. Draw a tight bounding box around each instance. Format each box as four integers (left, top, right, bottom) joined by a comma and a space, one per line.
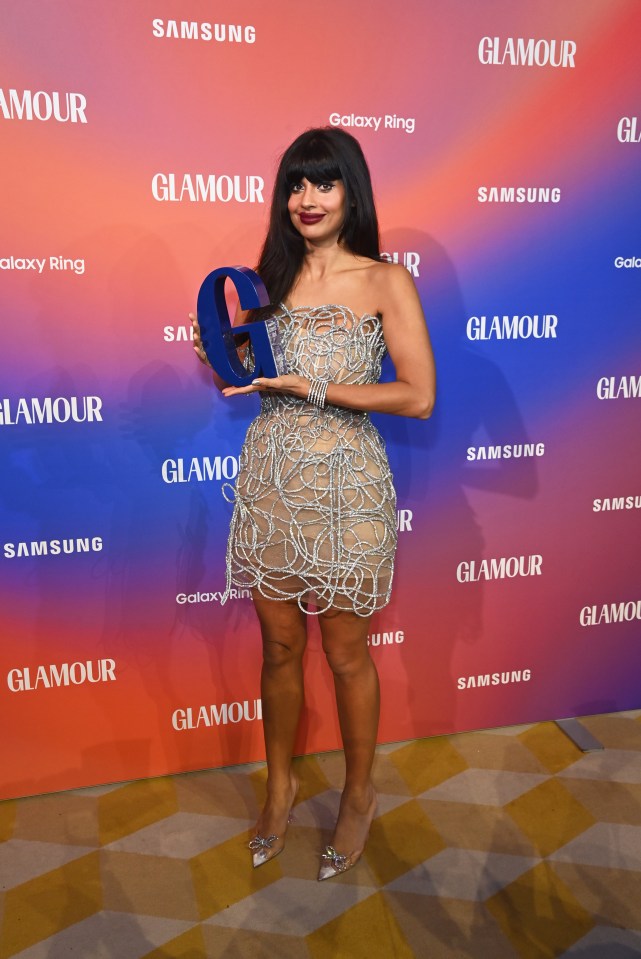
223, 305, 397, 617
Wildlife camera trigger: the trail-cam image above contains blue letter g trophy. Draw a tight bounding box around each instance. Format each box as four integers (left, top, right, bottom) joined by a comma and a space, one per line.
197, 266, 285, 387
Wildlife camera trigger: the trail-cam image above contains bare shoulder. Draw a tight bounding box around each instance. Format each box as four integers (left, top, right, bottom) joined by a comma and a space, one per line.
369, 260, 421, 313
368, 259, 416, 288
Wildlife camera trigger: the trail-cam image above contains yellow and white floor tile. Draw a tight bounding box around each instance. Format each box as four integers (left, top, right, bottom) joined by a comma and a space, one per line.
1, 711, 641, 958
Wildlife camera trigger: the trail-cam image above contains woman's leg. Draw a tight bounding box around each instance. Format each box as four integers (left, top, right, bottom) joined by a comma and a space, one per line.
318, 608, 379, 861
251, 590, 308, 850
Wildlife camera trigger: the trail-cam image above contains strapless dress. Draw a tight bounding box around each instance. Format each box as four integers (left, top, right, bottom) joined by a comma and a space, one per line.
223, 304, 397, 616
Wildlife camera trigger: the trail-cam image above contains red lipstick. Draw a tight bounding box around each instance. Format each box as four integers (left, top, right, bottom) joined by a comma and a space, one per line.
299, 213, 324, 225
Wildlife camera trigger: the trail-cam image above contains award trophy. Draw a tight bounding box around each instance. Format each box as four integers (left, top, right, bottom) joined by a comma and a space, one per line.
196, 266, 287, 386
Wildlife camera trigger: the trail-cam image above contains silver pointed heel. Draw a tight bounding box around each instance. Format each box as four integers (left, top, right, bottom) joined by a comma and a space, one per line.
249, 833, 281, 868
248, 812, 295, 868
318, 845, 355, 881
318, 790, 377, 880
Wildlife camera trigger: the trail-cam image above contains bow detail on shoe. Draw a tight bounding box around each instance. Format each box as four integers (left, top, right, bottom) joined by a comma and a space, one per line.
249, 834, 278, 851
321, 846, 351, 873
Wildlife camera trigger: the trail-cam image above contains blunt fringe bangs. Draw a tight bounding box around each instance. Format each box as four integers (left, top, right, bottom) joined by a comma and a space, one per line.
252, 128, 381, 314
281, 138, 343, 190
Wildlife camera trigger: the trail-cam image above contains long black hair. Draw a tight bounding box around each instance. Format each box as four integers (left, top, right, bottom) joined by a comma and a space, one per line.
253, 127, 381, 317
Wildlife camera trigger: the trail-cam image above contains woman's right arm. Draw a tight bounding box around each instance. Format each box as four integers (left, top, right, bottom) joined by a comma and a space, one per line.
189, 306, 250, 393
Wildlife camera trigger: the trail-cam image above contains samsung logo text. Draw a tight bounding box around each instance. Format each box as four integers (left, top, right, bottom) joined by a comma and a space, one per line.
3, 536, 103, 559
467, 443, 544, 461
593, 495, 641, 512
152, 19, 256, 43
478, 186, 561, 204
458, 669, 532, 690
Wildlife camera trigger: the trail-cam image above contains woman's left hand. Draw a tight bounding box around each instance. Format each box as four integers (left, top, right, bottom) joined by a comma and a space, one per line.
221, 374, 309, 399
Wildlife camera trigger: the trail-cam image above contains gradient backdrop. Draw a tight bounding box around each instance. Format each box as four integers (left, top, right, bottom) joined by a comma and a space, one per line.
1, 0, 640, 799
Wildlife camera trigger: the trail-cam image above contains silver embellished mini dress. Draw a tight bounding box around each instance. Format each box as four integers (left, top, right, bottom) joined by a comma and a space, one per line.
224, 304, 397, 616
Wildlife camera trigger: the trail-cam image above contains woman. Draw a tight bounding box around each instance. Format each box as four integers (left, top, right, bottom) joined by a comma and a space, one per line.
191, 127, 435, 880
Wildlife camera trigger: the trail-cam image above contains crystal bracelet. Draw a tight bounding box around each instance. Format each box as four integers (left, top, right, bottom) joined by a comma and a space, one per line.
307, 379, 329, 409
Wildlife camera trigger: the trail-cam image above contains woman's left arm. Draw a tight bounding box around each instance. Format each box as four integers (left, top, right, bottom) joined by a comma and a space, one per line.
222, 264, 436, 419
328, 264, 435, 417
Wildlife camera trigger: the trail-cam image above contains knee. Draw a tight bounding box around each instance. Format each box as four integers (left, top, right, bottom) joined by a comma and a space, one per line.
262, 636, 302, 669
322, 638, 369, 678
318, 608, 371, 677
254, 597, 307, 668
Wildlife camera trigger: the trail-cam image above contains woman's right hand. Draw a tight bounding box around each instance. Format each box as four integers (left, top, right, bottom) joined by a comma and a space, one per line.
189, 312, 212, 368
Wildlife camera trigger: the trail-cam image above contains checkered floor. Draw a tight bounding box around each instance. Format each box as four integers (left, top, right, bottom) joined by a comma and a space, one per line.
2, 712, 641, 958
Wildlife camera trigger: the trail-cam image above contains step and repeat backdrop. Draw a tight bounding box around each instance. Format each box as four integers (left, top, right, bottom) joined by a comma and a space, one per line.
2, 0, 640, 799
